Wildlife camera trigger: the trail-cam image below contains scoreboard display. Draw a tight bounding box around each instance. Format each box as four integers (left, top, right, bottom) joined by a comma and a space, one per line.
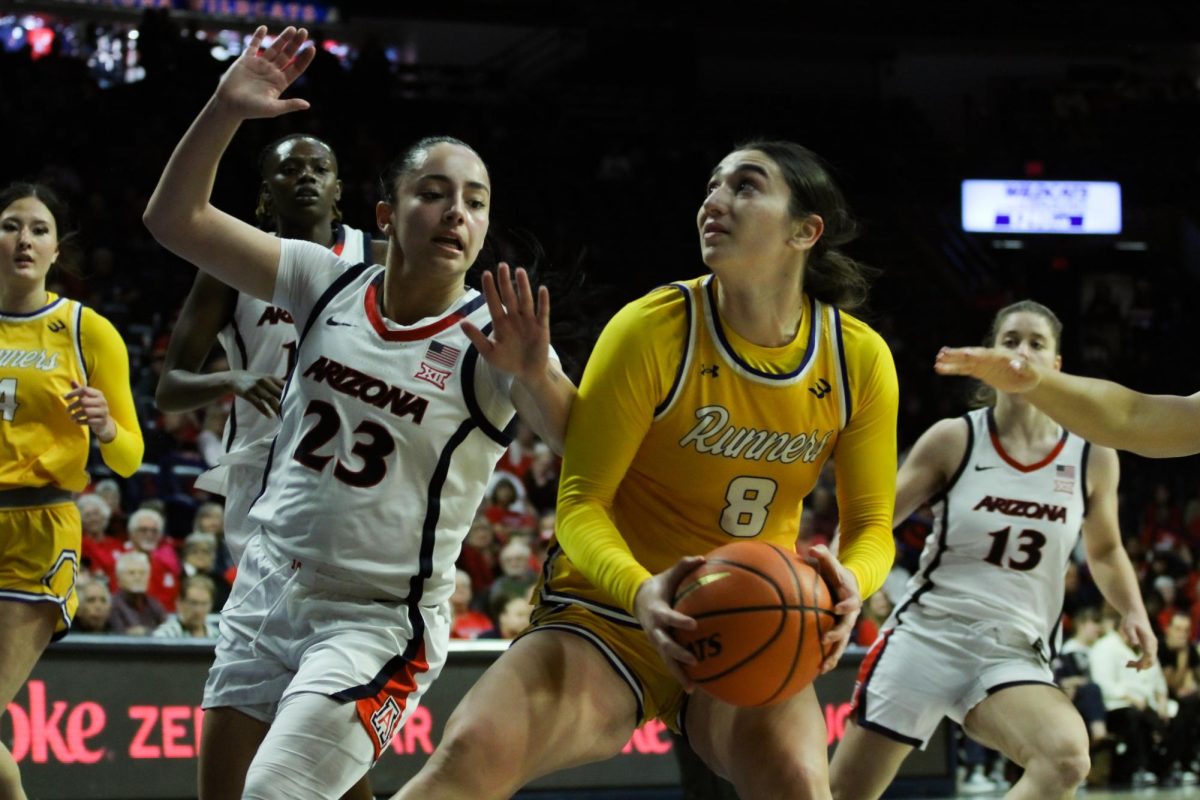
962, 179, 1122, 234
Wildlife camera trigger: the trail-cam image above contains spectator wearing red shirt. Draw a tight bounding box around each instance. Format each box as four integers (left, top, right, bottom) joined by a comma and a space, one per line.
124, 508, 181, 612
450, 569, 495, 640
853, 588, 894, 647
457, 516, 497, 598
495, 421, 538, 481
77, 494, 125, 584
483, 475, 536, 542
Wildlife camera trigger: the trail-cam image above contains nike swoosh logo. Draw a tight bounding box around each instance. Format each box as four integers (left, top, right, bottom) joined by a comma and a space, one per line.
326, 317, 354, 327
974, 465, 997, 471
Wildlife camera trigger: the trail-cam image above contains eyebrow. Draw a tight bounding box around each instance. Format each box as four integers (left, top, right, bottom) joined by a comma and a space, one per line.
709, 163, 772, 183
1, 214, 51, 226
420, 174, 491, 193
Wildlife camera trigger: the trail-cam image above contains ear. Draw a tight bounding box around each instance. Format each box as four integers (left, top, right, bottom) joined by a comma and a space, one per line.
259, 182, 273, 209
1053, 353, 1063, 372
334, 179, 343, 203
375, 201, 393, 235
789, 214, 824, 252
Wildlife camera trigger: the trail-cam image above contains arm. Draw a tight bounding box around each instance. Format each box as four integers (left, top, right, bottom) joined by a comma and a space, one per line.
463, 264, 576, 454
69, 311, 143, 477
143, 26, 314, 302
155, 271, 283, 417
935, 346, 1200, 458
893, 417, 968, 526
1081, 445, 1156, 669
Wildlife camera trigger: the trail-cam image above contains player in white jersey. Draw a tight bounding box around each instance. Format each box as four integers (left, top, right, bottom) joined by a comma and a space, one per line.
144, 27, 576, 800
830, 300, 1155, 800
157, 133, 385, 564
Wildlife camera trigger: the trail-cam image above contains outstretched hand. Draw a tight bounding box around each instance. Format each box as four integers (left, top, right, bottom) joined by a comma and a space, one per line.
934, 346, 1041, 394
633, 556, 706, 690
214, 26, 315, 120
461, 263, 550, 382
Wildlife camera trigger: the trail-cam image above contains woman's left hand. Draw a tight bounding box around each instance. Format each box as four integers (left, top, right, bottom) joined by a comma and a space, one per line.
809, 544, 862, 673
65, 381, 116, 442
1121, 609, 1157, 671
462, 262, 550, 382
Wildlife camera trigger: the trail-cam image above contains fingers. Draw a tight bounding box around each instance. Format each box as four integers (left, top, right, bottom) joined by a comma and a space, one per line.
282, 40, 317, 84
460, 320, 491, 354
478, 270, 505, 324
246, 25, 267, 57
513, 267, 536, 317
496, 262, 519, 314
536, 284, 551, 328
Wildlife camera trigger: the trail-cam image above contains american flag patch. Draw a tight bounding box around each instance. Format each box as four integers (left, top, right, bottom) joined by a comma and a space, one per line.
1056, 464, 1076, 478
425, 340, 461, 369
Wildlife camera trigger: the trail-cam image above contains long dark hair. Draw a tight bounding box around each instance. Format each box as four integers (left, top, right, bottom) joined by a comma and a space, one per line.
0, 181, 81, 276
735, 139, 875, 312
254, 133, 343, 231
971, 299, 1064, 407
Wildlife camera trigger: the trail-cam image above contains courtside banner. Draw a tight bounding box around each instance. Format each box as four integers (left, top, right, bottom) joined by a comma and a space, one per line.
6, 637, 949, 797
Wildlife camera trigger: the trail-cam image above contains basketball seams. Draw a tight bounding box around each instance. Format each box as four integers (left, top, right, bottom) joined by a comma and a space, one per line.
763, 543, 805, 705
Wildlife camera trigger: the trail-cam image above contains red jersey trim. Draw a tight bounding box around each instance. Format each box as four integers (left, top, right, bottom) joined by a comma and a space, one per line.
986, 408, 1068, 473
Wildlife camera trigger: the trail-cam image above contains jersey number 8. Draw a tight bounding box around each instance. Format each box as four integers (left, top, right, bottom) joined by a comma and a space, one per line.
719, 476, 778, 537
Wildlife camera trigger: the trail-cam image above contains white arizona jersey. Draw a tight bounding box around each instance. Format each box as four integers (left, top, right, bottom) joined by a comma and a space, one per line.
247, 239, 527, 607
214, 223, 371, 457
891, 407, 1089, 657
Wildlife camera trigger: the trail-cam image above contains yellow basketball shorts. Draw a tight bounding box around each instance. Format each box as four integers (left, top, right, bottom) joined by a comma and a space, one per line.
0, 503, 81, 638
522, 600, 688, 731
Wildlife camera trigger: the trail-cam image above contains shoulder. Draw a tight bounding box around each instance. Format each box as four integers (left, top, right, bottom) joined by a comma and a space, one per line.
921, 416, 972, 449
78, 306, 125, 345
831, 308, 895, 379
831, 309, 890, 354
596, 280, 694, 353
1086, 443, 1119, 488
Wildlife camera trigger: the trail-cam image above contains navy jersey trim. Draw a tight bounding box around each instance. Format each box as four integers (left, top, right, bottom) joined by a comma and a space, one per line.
928, 414, 974, 506
537, 588, 641, 628
704, 277, 817, 381
1080, 441, 1092, 518
297, 263, 370, 346
0, 296, 65, 319
72, 301, 88, 382
361, 231, 373, 262
225, 317, 251, 452
654, 283, 693, 417
986, 679, 1057, 696
462, 322, 514, 447
833, 308, 852, 427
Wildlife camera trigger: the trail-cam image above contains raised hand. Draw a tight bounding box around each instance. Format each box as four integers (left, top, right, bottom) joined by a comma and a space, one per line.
934, 346, 1042, 394
461, 263, 550, 382
214, 26, 316, 120
633, 556, 706, 690
64, 381, 116, 443
809, 544, 862, 673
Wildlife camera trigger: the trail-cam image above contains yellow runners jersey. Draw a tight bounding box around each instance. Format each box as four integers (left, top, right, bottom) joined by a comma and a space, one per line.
548, 275, 898, 619
0, 294, 143, 493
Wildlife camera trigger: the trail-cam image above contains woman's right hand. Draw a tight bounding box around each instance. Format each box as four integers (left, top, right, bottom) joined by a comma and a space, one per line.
214, 26, 316, 120
229, 371, 284, 417
633, 556, 705, 690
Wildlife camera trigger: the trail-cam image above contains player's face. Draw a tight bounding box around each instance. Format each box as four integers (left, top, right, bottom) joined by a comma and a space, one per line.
262, 139, 341, 224
698, 150, 817, 276
995, 312, 1062, 372
0, 196, 59, 290
379, 143, 490, 277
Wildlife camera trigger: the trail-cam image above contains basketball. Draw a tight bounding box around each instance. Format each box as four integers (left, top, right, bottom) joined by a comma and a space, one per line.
670, 541, 836, 707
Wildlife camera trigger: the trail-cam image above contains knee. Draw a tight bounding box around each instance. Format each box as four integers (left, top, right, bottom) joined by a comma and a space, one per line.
733, 748, 829, 798
1030, 746, 1090, 789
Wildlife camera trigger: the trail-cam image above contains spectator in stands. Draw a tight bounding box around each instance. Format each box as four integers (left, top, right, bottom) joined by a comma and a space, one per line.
77, 493, 122, 584
93, 477, 127, 538
496, 420, 538, 480
1091, 606, 1170, 786
450, 569, 495, 640
109, 551, 168, 635
523, 441, 560, 514
1055, 608, 1110, 746
458, 515, 497, 598
484, 474, 536, 541
1159, 611, 1200, 781
1142, 483, 1185, 552
488, 537, 538, 609
192, 501, 224, 535
853, 589, 893, 647
125, 507, 181, 612
154, 574, 219, 638
182, 531, 231, 610
485, 593, 535, 640
73, 576, 116, 634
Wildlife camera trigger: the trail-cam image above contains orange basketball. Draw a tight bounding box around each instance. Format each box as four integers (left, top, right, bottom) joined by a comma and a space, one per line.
670, 541, 836, 707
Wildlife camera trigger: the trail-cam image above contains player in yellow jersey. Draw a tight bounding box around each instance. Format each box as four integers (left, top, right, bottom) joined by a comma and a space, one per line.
0, 182, 143, 799
394, 141, 898, 800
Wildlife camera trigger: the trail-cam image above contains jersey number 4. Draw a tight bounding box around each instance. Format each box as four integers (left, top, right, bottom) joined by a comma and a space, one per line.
984, 526, 1047, 571
0, 378, 18, 422
292, 399, 395, 487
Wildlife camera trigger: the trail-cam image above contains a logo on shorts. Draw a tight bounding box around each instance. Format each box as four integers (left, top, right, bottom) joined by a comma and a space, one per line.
370, 696, 403, 748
